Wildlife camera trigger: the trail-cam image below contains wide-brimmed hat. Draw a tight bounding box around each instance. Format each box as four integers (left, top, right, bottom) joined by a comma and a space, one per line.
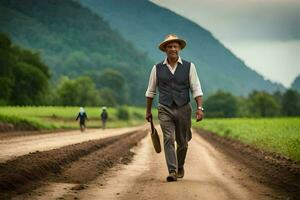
158, 34, 186, 52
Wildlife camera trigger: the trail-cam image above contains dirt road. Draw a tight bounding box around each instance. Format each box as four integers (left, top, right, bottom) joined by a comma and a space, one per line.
75, 130, 279, 200
9, 126, 293, 200
0, 125, 145, 162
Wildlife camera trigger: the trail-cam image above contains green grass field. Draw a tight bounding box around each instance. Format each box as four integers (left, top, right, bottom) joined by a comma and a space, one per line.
2, 107, 299, 162
193, 118, 300, 162
0, 106, 149, 130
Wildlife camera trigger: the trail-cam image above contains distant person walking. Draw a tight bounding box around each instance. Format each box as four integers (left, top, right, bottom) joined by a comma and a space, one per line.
101, 107, 108, 130
145, 34, 204, 182
76, 107, 88, 132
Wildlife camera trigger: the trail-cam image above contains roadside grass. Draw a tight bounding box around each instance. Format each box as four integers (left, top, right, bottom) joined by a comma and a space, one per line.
0, 106, 148, 130
0, 114, 53, 130
193, 118, 300, 162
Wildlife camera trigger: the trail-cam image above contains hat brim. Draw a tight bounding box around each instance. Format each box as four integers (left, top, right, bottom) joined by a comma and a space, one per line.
159, 39, 186, 52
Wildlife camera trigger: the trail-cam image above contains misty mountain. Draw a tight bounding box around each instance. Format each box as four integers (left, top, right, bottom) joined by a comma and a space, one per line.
79, 0, 285, 95
0, 0, 286, 107
291, 75, 300, 91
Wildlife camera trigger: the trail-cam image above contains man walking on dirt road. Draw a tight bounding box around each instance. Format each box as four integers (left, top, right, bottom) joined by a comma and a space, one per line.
101, 106, 108, 130
76, 107, 88, 132
145, 34, 204, 182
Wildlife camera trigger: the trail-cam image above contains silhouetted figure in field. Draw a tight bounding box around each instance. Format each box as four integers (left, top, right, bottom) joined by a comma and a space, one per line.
76, 107, 88, 132
100, 107, 108, 130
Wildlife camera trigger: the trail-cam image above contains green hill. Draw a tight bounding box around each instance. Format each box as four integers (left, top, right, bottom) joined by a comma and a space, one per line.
0, 0, 285, 106
291, 75, 300, 91
0, 0, 153, 105
79, 0, 285, 95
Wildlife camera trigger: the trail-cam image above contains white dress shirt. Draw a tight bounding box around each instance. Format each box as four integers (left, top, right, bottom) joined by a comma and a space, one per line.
145, 57, 203, 98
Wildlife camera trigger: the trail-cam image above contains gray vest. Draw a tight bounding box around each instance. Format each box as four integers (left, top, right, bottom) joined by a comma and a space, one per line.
156, 60, 191, 107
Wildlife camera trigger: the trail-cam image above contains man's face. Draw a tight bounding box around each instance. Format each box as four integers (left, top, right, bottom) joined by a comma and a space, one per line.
165, 42, 181, 59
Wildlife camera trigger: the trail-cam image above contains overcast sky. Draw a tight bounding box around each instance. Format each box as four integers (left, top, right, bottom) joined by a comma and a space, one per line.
151, 0, 300, 87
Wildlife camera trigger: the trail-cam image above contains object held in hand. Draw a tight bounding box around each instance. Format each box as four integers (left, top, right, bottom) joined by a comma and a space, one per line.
150, 119, 161, 153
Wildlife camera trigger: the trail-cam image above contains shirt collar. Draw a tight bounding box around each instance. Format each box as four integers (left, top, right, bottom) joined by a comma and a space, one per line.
163, 56, 183, 65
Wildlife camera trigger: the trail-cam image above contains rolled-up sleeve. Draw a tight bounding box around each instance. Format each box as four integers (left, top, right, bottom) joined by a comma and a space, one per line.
145, 65, 157, 98
190, 63, 203, 98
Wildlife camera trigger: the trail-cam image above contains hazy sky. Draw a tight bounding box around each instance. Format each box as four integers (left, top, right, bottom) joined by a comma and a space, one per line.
151, 0, 300, 87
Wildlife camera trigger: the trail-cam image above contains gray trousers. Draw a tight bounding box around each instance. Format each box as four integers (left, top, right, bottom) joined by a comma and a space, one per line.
158, 103, 192, 173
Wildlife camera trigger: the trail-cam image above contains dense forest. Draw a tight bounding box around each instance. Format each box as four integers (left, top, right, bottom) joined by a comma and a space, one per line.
0, 0, 153, 105
0, 34, 134, 106
0, 33, 50, 105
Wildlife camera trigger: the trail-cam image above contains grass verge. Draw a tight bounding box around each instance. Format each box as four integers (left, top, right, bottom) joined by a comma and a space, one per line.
193, 117, 300, 161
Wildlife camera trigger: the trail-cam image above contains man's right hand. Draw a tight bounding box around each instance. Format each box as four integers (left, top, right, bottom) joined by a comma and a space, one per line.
146, 97, 154, 122
196, 109, 204, 122
145, 112, 153, 122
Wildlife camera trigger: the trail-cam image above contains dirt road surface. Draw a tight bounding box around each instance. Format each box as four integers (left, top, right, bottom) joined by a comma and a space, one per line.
10, 126, 291, 200
0, 125, 145, 162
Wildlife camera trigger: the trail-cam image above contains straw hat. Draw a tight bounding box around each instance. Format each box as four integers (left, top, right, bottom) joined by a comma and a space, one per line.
158, 34, 186, 52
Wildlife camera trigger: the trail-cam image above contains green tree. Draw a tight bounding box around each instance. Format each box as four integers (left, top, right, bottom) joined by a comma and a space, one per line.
13, 46, 50, 78
11, 62, 49, 105
236, 96, 251, 117
98, 88, 117, 107
204, 90, 238, 118
57, 76, 100, 106
282, 89, 300, 116
117, 106, 130, 120
0, 33, 14, 104
64, 51, 90, 75
272, 90, 283, 105
56, 77, 78, 105
248, 91, 280, 117
93, 69, 129, 105
0, 33, 50, 105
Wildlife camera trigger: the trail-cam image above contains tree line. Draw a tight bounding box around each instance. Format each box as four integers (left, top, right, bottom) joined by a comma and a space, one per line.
204, 90, 300, 118
1, 32, 299, 117
48, 72, 127, 107
0, 33, 129, 107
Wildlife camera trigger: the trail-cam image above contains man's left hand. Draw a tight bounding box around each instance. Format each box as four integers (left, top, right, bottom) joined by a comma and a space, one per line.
195, 110, 204, 122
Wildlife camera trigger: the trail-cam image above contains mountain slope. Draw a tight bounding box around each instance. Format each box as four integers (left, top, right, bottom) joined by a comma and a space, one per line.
291, 75, 300, 91
79, 0, 285, 95
0, 0, 153, 105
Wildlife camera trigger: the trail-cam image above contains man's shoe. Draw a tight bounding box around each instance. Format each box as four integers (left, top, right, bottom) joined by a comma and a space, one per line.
177, 167, 184, 178
166, 171, 177, 182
